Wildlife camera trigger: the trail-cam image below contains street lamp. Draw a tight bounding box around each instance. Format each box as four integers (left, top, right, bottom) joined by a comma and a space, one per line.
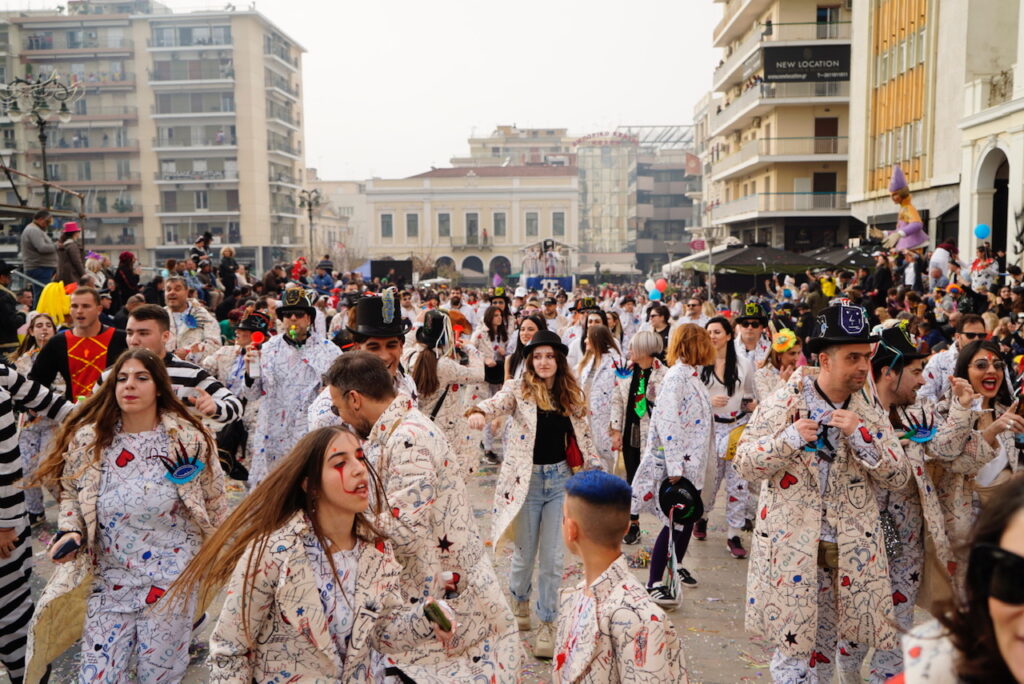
0, 74, 81, 209
298, 188, 323, 258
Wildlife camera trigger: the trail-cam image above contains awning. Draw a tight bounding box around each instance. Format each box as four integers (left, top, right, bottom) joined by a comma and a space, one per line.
665, 244, 832, 275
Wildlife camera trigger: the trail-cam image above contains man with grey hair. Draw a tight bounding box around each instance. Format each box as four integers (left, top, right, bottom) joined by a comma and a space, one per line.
324, 351, 523, 681
164, 275, 220, 365
734, 303, 910, 684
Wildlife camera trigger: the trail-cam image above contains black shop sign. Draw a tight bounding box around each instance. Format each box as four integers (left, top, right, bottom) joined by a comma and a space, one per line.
763, 44, 850, 82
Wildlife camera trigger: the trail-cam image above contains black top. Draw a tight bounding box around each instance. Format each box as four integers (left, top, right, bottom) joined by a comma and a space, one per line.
654, 325, 670, 361
533, 407, 571, 465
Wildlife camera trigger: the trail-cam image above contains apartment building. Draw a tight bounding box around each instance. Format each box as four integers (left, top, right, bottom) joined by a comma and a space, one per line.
575, 131, 638, 267
450, 125, 575, 167
363, 165, 579, 284
706, 0, 858, 251
0, 0, 304, 272
847, 0, 963, 248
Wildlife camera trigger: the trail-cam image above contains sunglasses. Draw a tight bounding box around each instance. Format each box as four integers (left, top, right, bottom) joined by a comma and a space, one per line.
740, 321, 762, 328
687, 304, 700, 308
961, 332, 987, 340
970, 544, 1024, 604
971, 359, 1006, 372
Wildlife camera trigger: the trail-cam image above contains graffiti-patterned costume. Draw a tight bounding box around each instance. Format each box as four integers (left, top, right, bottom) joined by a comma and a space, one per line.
577, 350, 623, 473
14, 349, 64, 517
702, 355, 756, 533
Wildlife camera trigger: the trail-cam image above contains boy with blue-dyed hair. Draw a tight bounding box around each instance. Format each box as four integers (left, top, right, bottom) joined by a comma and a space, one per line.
553, 470, 688, 683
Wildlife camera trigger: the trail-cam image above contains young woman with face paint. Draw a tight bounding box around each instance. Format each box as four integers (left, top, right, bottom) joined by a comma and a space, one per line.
168, 426, 454, 682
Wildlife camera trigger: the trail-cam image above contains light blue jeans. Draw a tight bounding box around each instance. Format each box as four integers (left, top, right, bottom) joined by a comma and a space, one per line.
509, 461, 570, 624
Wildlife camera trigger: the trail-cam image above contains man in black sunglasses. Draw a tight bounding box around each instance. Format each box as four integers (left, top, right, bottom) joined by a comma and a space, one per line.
918, 313, 987, 404
735, 303, 912, 683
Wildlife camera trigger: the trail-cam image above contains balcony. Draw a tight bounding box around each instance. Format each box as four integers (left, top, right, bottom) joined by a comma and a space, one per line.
264, 44, 299, 69
28, 139, 138, 154
49, 171, 141, 186
156, 169, 239, 182
154, 135, 238, 150
652, 207, 693, 221
714, 21, 851, 91
710, 136, 848, 181
70, 105, 138, 121
634, 175, 654, 192
963, 70, 1019, 122
451, 235, 492, 251
147, 35, 233, 49
711, 81, 849, 136
267, 141, 301, 158
713, 0, 773, 47
22, 36, 133, 55
269, 171, 300, 187
711, 192, 849, 224
149, 67, 234, 87
152, 106, 236, 119
265, 78, 299, 100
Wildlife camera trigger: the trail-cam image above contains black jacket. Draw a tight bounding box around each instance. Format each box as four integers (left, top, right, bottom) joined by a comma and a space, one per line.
0, 286, 22, 351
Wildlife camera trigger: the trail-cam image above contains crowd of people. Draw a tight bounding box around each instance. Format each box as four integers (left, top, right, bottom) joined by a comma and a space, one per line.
2, 208, 1024, 682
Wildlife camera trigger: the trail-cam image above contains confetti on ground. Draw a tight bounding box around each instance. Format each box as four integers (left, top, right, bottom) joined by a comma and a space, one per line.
626, 548, 651, 568
687, 627, 721, 634
737, 651, 771, 669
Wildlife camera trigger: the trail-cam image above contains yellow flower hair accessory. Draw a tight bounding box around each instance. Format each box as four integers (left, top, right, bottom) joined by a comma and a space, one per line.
772, 328, 798, 353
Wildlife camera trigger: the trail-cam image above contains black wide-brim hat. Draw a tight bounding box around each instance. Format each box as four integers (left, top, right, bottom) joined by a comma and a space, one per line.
348, 293, 412, 338
522, 329, 569, 356
735, 299, 770, 324
873, 323, 928, 366
805, 303, 879, 354
238, 310, 271, 332
659, 477, 703, 525
276, 288, 316, 320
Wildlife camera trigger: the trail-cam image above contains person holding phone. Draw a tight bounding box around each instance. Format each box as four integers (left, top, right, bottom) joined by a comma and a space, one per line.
919, 313, 987, 403
26, 348, 226, 683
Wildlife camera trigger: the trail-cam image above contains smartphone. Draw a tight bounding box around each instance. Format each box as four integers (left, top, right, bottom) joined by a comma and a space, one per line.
423, 601, 451, 632
52, 536, 80, 560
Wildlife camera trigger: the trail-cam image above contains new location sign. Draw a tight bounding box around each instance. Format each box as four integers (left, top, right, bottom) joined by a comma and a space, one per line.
762, 44, 851, 82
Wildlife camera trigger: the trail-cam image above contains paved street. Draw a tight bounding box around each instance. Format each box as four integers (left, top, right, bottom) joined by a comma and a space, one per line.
8, 460, 821, 683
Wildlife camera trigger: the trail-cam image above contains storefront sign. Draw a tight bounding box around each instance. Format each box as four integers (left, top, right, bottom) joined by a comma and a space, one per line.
763, 44, 850, 82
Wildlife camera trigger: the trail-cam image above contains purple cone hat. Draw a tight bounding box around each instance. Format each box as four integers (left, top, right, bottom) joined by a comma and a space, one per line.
888, 164, 908, 193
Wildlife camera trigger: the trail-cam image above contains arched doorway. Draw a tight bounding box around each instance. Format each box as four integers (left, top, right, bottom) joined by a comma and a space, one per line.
977, 147, 1010, 254
435, 256, 455, 271
462, 255, 484, 274
489, 255, 512, 278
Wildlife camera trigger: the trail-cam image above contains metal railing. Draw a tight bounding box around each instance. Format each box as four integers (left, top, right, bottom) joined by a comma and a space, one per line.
712, 136, 848, 175
154, 136, 237, 148
156, 169, 239, 181
52, 171, 141, 183
73, 105, 138, 117
711, 191, 848, 222
264, 45, 298, 67
714, 21, 851, 86
711, 81, 849, 133
149, 67, 234, 82
30, 139, 139, 151
24, 36, 133, 51
148, 35, 232, 48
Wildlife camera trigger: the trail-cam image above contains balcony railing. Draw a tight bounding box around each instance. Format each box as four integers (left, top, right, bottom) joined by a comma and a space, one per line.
148, 35, 233, 48
50, 171, 141, 183
450, 235, 492, 250
153, 105, 235, 116
72, 105, 138, 117
156, 169, 239, 181
154, 135, 237, 148
711, 81, 849, 134
711, 192, 848, 222
30, 139, 138, 153
24, 36, 133, 51
149, 67, 234, 82
264, 44, 298, 67
714, 21, 851, 87
265, 78, 299, 97
269, 172, 299, 184
712, 136, 848, 176
267, 141, 301, 156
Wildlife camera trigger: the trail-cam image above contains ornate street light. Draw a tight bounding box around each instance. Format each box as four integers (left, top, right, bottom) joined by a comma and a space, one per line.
0, 73, 82, 209
298, 188, 323, 258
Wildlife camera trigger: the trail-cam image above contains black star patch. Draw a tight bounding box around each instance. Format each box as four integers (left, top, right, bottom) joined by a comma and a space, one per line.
515, 476, 521, 485
785, 631, 798, 645
437, 535, 453, 553
909, 572, 920, 583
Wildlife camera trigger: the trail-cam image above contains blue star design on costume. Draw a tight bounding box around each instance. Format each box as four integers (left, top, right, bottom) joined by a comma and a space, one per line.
296, 607, 304, 616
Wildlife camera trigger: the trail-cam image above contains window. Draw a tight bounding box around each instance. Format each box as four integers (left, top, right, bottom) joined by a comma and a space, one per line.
438, 212, 450, 237
380, 213, 393, 239
162, 191, 177, 212
466, 212, 478, 244
918, 28, 926, 63
906, 32, 915, 71
493, 212, 506, 237
195, 190, 208, 210
406, 213, 418, 238
915, 120, 924, 157
526, 212, 538, 237
553, 211, 565, 237
116, 159, 131, 179
879, 52, 888, 84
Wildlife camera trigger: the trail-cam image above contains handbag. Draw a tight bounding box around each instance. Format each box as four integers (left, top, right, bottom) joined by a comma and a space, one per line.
565, 424, 584, 471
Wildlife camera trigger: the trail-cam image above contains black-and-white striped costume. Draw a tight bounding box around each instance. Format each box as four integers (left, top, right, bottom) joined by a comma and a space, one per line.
98, 354, 242, 425
0, 362, 70, 684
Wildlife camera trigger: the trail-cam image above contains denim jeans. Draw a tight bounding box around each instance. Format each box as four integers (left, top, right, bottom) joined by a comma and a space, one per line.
509, 461, 570, 624
25, 266, 54, 302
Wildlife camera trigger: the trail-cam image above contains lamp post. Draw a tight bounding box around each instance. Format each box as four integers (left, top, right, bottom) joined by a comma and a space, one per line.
1, 74, 81, 209
298, 188, 322, 259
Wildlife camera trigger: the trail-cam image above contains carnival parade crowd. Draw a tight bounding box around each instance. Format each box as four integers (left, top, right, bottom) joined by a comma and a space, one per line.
5, 189, 1024, 683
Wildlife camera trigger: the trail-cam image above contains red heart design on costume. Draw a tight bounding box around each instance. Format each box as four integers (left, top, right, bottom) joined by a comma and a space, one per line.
728, 496, 739, 503
892, 591, 908, 605
779, 472, 798, 489
947, 561, 958, 576
908, 645, 922, 659
452, 384, 459, 391
760, 506, 767, 520
841, 576, 851, 587
555, 653, 566, 670
145, 586, 165, 605
375, 539, 386, 553
391, 507, 400, 518
643, 492, 654, 501
839, 647, 849, 656
916, 466, 923, 476
115, 449, 134, 468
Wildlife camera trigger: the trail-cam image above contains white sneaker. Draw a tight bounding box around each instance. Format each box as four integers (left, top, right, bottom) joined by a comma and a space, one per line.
534, 621, 555, 660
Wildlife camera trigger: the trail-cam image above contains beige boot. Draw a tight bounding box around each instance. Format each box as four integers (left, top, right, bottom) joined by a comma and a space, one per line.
513, 600, 531, 631
533, 621, 555, 660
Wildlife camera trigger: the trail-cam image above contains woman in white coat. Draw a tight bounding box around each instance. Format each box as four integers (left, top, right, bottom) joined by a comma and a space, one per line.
576, 324, 622, 473
467, 329, 601, 660
631, 324, 716, 601
403, 310, 485, 479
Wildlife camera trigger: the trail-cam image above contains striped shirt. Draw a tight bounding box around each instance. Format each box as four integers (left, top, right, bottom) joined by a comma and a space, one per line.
0, 362, 70, 526
98, 354, 242, 424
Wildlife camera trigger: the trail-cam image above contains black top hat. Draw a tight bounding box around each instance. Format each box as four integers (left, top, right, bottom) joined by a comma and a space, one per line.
238, 310, 271, 333
276, 288, 316, 320
489, 286, 511, 304
735, 299, 769, 324
348, 291, 411, 338
659, 477, 703, 525
872, 322, 927, 368
416, 309, 449, 349
0, 259, 12, 276
805, 303, 879, 354
522, 329, 569, 357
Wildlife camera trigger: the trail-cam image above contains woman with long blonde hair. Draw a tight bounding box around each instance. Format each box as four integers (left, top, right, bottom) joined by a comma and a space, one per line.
168, 426, 453, 681
26, 348, 226, 683
466, 329, 601, 659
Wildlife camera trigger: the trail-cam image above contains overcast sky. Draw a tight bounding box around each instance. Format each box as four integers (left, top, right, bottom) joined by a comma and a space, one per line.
164, 0, 721, 180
